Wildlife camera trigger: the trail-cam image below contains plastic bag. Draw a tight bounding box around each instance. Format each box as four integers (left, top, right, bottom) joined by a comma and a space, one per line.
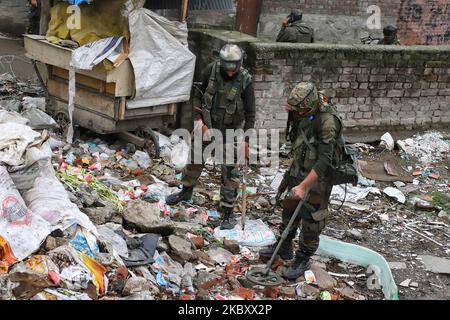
132, 150, 151, 169
0, 123, 41, 166
213, 219, 276, 247
0, 166, 51, 265
0, 110, 29, 125
21, 108, 58, 130
170, 139, 190, 170
207, 247, 234, 266
22, 97, 46, 112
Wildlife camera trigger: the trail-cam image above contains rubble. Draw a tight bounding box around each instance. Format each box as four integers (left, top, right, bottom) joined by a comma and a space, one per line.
168, 235, 194, 262
0, 73, 448, 301
122, 200, 174, 235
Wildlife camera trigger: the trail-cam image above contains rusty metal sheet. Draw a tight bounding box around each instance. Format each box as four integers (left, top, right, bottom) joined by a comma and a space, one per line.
235, 0, 262, 36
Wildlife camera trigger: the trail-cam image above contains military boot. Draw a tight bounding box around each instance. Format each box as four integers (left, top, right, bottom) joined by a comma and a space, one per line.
220, 207, 235, 230
166, 186, 194, 205
283, 252, 311, 280
258, 239, 294, 261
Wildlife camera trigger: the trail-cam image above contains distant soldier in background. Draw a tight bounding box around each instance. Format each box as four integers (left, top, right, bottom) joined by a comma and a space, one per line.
378, 25, 401, 45
276, 9, 314, 43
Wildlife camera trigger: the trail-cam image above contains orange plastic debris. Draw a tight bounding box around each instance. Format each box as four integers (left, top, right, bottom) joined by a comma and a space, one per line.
0, 235, 18, 273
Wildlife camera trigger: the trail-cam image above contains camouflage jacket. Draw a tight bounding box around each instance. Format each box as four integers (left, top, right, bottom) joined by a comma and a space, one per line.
276, 20, 314, 43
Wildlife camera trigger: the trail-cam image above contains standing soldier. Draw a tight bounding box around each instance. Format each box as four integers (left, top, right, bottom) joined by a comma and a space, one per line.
166, 44, 255, 230
259, 82, 343, 280
276, 9, 314, 43
378, 25, 401, 45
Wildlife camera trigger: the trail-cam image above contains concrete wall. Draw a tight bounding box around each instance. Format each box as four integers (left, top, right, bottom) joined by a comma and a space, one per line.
0, 0, 29, 37
189, 29, 450, 138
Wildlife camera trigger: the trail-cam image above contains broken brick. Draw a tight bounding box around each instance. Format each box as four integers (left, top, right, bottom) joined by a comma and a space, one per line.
263, 287, 280, 299
223, 239, 240, 254
271, 258, 284, 271
190, 236, 204, 250
180, 294, 192, 300
234, 287, 254, 300
195, 271, 222, 290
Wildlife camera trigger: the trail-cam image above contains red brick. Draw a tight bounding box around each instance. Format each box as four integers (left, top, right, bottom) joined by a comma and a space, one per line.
233, 287, 255, 300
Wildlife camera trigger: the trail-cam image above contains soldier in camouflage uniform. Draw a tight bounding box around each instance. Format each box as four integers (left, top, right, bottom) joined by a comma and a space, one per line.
378, 25, 401, 45
259, 82, 343, 280
167, 44, 255, 230
276, 9, 314, 43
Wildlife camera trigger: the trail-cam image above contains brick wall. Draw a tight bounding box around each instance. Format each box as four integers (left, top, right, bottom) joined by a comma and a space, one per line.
398, 0, 450, 45
0, 0, 28, 37
246, 43, 450, 134
260, 0, 449, 45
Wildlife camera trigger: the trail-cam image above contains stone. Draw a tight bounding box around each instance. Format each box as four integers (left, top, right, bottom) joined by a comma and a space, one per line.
337, 287, 360, 300
190, 236, 204, 250
410, 282, 419, 288
194, 250, 215, 266
156, 238, 170, 252
132, 267, 159, 294
438, 210, 447, 218
280, 286, 296, 299
174, 222, 204, 236
399, 279, 411, 287
122, 276, 151, 296
84, 204, 121, 225
223, 239, 240, 255
122, 200, 174, 235
196, 288, 211, 300
76, 185, 100, 206
393, 181, 406, 188
168, 235, 193, 261
418, 255, 450, 274
256, 196, 270, 208
388, 262, 407, 270
194, 271, 222, 290
345, 228, 363, 240
301, 284, 320, 299
120, 291, 154, 300
233, 287, 254, 300
309, 266, 337, 290
44, 236, 58, 251
383, 187, 406, 204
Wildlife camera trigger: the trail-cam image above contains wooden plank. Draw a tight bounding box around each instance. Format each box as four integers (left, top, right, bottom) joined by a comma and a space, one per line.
50, 98, 117, 133
24, 35, 134, 97
51, 66, 116, 95
47, 79, 116, 119
123, 103, 177, 120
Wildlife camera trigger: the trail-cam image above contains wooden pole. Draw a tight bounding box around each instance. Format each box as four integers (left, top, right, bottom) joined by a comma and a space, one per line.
180, 0, 189, 22
39, 0, 52, 35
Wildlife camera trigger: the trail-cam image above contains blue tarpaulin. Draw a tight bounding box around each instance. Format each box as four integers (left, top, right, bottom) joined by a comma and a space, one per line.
66, 0, 93, 5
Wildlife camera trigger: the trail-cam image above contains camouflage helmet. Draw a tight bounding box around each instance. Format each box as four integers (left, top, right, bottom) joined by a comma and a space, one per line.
287, 82, 320, 114
219, 44, 243, 73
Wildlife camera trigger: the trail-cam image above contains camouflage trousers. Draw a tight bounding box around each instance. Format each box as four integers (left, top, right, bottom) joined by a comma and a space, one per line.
181, 142, 241, 209
279, 177, 330, 257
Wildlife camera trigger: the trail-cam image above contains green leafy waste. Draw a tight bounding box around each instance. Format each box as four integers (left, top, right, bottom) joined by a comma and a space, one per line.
431, 191, 450, 213
57, 170, 123, 211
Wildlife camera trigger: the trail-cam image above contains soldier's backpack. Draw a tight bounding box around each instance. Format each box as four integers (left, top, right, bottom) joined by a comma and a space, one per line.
328, 134, 358, 186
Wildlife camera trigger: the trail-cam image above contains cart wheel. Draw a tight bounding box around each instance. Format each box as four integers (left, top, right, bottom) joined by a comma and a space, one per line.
135, 126, 160, 158
54, 111, 70, 136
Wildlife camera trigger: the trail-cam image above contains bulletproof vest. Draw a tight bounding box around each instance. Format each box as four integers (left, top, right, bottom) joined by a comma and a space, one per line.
292, 21, 314, 43
289, 102, 343, 180
203, 61, 252, 132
